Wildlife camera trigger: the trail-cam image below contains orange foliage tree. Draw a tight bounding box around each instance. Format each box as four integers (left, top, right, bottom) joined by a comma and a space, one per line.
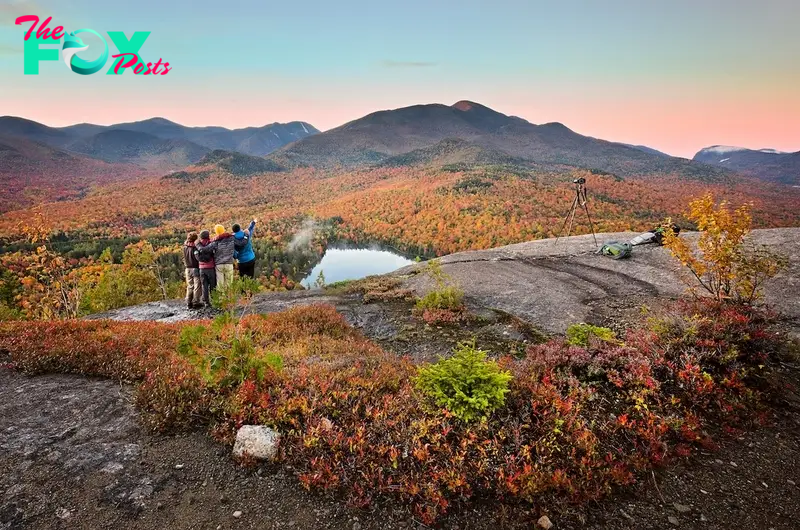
662, 194, 786, 303
0, 216, 85, 319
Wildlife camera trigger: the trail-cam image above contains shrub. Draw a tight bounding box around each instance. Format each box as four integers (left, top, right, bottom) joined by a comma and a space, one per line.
0, 301, 789, 525
0, 217, 84, 319
0, 305, 21, 321
0, 319, 179, 380
211, 276, 262, 313
566, 323, 617, 346
324, 279, 353, 290
414, 259, 466, 324
662, 195, 786, 303
415, 340, 512, 422
177, 315, 283, 388
80, 242, 178, 314
415, 285, 464, 311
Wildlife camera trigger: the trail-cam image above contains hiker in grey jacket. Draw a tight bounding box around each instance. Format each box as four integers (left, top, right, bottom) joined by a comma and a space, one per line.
196, 225, 237, 291
210, 224, 236, 290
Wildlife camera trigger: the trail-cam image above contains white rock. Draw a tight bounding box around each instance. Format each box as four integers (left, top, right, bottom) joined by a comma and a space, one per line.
232, 425, 281, 461
233, 510, 242, 518
101, 462, 124, 474
537, 515, 553, 529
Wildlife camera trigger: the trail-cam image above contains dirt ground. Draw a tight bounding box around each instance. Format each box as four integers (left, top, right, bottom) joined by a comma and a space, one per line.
2, 367, 799, 530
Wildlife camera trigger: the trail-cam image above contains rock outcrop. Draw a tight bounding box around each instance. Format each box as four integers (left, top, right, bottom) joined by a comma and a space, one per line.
87, 229, 800, 336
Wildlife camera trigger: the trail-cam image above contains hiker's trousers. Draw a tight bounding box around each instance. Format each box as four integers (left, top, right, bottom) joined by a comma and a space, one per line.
238, 259, 256, 279
216, 264, 235, 291
200, 268, 216, 304
185, 268, 202, 305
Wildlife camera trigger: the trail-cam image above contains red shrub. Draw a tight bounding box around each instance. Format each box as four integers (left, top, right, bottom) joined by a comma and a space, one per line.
0, 301, 785, 524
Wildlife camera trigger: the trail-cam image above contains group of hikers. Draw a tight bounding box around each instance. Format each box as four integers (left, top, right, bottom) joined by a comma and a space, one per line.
181, 219, 257, 309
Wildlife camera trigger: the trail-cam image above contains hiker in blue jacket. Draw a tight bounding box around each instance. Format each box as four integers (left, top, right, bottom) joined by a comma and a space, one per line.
233, 219, 257, 278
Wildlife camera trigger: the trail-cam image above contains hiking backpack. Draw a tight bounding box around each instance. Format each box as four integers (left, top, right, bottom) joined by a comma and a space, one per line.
597, 241, 632, 259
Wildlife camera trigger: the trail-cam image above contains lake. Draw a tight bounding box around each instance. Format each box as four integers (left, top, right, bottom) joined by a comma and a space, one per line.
300, 246, 415, 288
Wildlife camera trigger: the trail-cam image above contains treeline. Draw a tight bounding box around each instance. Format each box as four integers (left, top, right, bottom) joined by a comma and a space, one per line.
0, 218, 342, 320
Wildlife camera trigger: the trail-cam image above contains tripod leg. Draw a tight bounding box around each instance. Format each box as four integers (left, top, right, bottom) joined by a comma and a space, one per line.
555, 196, 579, 243
565, 200, 577, 239
582, 200, 598, 247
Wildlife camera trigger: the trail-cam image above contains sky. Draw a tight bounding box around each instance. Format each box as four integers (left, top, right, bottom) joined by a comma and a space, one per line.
1, 0, 798, 158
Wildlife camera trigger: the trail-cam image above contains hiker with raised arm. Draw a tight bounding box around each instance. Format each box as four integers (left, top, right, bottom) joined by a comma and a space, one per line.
233, 218, 257, 279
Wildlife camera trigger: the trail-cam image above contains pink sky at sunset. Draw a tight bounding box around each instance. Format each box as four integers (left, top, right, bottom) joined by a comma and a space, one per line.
2, 0, 798, 159
5, 76, 797, 159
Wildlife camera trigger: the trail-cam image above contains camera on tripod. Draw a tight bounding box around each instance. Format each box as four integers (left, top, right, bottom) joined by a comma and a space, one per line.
556, 176, 597, 247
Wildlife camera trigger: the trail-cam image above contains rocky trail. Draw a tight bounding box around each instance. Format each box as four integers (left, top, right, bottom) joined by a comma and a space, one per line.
3, 230, 800, 529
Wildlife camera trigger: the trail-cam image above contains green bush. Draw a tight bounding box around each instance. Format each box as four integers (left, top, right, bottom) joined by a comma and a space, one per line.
415, 341, 512, 422
176, 315, 282, 388
566, 323, 617, 346
211, 276, 263, 312
415, 258, 465, 311
324, 279, 353, 290
415, 285, 464, 311
0, 305, 21, 321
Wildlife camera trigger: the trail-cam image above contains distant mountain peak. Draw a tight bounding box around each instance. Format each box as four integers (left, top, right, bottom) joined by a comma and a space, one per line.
698, 145, 790, 156
694, 145, 798, 185
140, 117, 179, 125
538, 122, 576, 135
699, 145, 747, 155
195, 149, 284, 176
452, 100, 481, 112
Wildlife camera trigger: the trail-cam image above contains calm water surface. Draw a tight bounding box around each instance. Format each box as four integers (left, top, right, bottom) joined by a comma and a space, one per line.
300, 247, 414, 288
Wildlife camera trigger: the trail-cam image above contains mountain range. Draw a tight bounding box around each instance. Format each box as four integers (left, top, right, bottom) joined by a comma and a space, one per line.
0, 100, 797, 214
0, 116, 319, 211
693, 146, 800, 185
269, 101, 729, 181
0, 116, 318, 169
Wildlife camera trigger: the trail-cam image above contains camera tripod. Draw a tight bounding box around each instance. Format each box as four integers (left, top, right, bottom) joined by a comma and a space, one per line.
555, 178, 598, 247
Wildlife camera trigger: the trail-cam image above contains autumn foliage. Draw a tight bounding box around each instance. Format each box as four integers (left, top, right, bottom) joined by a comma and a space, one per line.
0, 217, 184, 319
2, 165, 799, 258
0, 218, 85, 319
0, 300, 787, 524
662, 194, 786, 303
